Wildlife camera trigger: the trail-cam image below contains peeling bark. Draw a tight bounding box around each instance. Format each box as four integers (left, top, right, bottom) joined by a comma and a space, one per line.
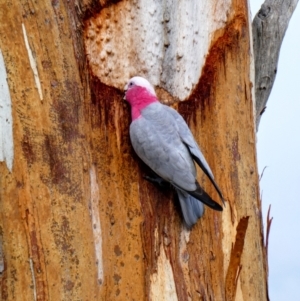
225, 216, 249, 301
253, 0, 299, 129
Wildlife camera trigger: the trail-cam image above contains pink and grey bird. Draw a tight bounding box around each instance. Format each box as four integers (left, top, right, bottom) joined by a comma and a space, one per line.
124, 76, 224, 228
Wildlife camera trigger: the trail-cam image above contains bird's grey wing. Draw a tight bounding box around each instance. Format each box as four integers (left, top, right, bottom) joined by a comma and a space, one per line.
164, 105, 224, 203
130, 106, 196, 191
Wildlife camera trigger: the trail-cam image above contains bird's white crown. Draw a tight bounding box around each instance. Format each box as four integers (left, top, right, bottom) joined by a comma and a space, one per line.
124, 76, 156, 96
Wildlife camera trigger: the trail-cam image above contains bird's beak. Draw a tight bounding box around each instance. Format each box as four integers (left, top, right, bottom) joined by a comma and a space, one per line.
123, 83, 128, 100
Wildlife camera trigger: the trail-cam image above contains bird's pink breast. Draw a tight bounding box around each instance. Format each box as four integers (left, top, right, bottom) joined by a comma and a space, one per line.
125, 86, 158, 120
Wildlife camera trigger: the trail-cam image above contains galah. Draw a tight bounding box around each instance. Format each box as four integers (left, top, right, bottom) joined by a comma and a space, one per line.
124, 76, 224, 228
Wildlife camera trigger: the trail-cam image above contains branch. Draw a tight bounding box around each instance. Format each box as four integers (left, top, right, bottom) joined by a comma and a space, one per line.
265, 205, 273, 260
252, 0, 299, 130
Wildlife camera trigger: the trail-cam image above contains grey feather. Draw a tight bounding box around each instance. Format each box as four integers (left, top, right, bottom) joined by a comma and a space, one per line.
130, 101, 223, 227
165, 106, 214, 177
130, 102, 197, 191
164, 105, 225, 204
176, 188, 204, 229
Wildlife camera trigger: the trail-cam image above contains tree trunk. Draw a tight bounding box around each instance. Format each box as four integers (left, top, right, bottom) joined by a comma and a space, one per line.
253, 0, 299, 129
0, 1, 268, 300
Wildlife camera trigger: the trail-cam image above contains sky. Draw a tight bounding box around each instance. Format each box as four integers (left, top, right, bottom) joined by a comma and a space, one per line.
250, 1, 300, 300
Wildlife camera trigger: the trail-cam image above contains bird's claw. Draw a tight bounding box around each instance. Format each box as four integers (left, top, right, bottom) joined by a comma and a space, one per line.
143, 175, 169, 187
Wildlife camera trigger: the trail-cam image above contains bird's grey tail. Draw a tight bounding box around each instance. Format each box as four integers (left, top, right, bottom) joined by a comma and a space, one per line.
176, 188, 204, 229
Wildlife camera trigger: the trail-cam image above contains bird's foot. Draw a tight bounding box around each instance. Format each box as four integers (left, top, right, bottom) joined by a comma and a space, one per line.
143, 175, 169, 187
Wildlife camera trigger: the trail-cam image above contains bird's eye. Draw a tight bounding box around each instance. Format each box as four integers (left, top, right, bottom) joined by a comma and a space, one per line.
129, 82, 133, 87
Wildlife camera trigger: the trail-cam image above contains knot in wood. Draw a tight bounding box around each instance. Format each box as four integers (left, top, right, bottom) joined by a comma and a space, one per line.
258, 5, 271, 20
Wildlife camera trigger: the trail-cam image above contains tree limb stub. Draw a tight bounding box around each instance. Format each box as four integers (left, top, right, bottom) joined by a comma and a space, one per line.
252, 0, 299, 130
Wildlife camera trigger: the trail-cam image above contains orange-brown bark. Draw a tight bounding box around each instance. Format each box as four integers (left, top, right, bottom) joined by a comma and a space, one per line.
0, 0, 268, 300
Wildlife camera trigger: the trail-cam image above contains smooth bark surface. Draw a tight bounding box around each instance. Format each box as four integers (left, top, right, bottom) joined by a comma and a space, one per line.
253, 0, 299, 129
0, 1, 268, 300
